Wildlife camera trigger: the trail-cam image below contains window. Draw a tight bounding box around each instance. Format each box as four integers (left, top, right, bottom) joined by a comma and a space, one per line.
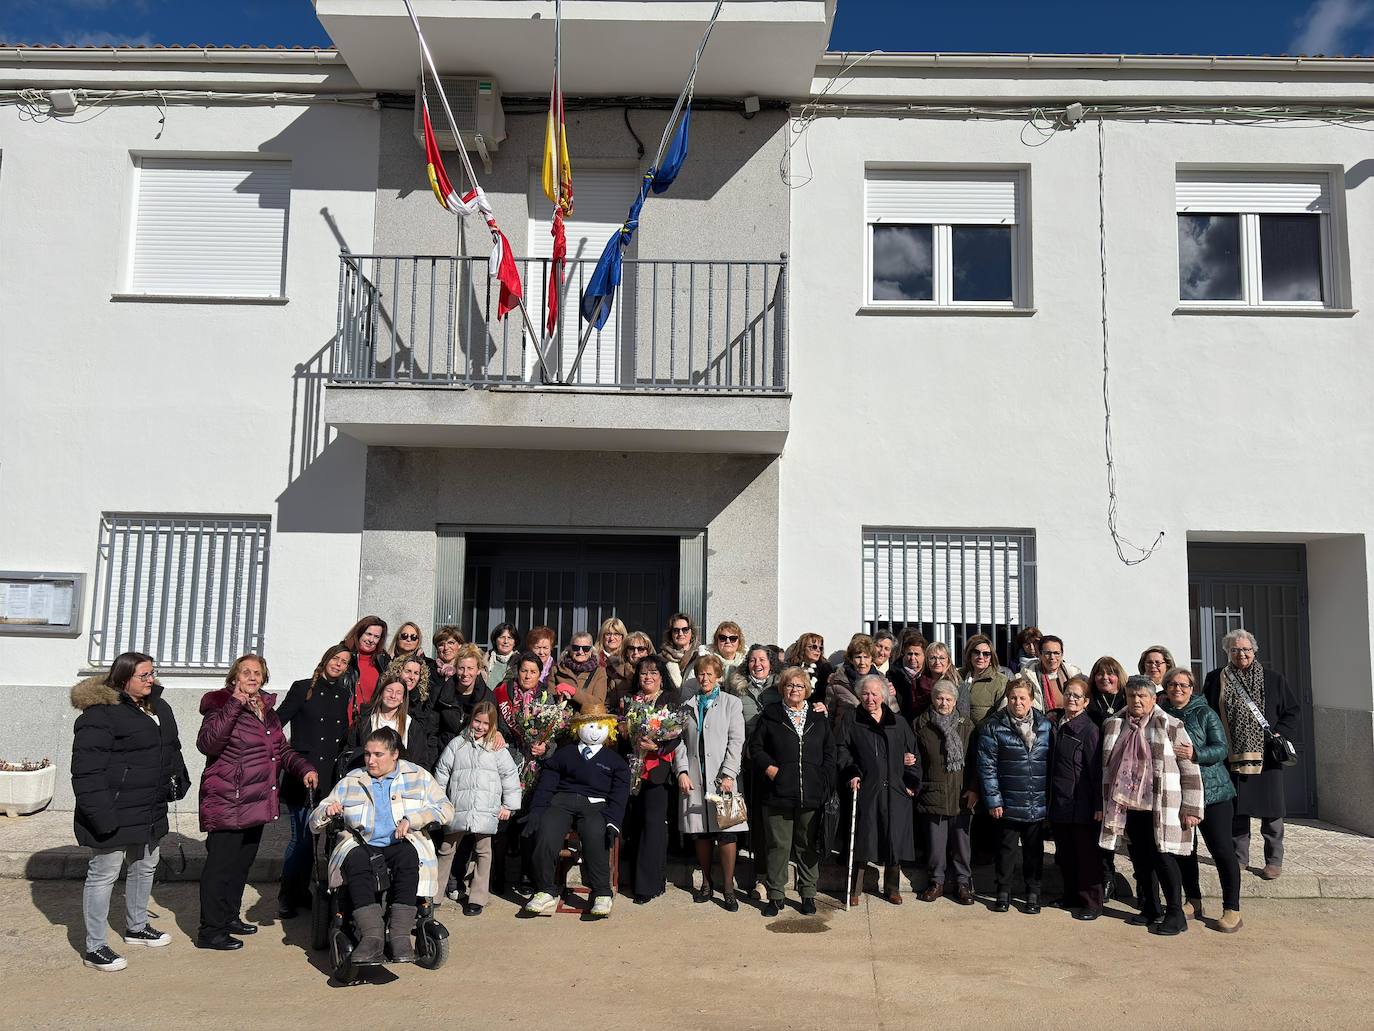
1176, 171, 1335, 308
128, 158, 291, 298
864, 170, 1026, 308
861, 528, 1036, 667
89, 514, 271, 670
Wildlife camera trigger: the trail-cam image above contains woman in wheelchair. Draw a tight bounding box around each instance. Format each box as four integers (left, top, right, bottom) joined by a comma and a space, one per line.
309, 727, 454, 965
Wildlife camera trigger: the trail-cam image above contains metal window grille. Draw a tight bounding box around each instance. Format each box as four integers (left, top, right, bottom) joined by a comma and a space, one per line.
88, 514, 271, 671
862, 528, 1037, 667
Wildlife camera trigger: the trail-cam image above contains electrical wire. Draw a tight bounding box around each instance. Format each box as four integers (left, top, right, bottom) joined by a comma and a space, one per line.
622, 104, 645, 159
1096, 115, 1164, 566
780, 48, 878, 189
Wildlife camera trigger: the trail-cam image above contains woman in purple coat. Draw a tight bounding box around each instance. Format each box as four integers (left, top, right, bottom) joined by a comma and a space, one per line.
196, 654, 316, 950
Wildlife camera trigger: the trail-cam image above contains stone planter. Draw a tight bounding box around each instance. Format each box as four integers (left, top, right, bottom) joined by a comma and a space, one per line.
0, 763, 57, 817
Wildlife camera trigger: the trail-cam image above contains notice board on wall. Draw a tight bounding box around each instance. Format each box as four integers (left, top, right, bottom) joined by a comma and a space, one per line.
0, 571, 85, 637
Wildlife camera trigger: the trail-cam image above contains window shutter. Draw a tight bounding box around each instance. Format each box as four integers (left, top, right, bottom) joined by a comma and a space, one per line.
865, 171, 1019, 225
131, 158, 291, 297
1175, 172, 1330, 214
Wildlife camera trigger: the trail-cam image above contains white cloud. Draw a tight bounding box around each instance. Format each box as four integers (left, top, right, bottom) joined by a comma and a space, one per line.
52, 29, 155, 46
1290, 0, 1374, 55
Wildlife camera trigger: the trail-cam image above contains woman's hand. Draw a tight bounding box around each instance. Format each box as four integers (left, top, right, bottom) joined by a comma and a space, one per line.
637, 736, 656, 754
492, 732, 507, 751
677, 771, 694, 792
396, 817, 411, 839
902, 752, 916, 767
718, 776, 735, 794
989, 806, 1005, 819
531, 742, 548, 758
961, 790, 978, 811
765, 765, 779, 781
325, 800, 343, 818
498, 806, 511, 821
904, 787, 915, 797
1182, 815, 1200, 829
1175, 739, 1194, 761
811, 702, 827, 714
848, 776, 861, 791
1093, 810, 1103, 822
302, 771, 319, 789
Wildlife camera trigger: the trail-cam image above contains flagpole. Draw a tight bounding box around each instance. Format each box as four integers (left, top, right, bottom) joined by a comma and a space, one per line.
401, 0, 553, 383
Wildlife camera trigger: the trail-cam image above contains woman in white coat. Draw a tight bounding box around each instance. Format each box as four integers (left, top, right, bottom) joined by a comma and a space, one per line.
433, 701, 521, 916
673, 654, 747, 911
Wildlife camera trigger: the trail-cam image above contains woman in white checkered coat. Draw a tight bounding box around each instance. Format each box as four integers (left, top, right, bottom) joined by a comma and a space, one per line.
1099, 676, 1204, 937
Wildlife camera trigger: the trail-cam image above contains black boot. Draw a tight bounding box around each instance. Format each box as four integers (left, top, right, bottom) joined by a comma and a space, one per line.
386, 904, 417, 963
1150, 907, 1188, 936
350, 904, 385, 964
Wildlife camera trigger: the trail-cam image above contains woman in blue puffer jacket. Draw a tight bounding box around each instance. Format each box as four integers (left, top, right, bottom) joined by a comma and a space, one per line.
977, 680, 1051, 915
432, 700, 520, 916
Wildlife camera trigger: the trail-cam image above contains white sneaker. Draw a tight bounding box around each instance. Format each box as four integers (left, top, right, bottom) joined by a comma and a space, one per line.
524, 892, 558, 916
123, 925, 171, 947
83, 946, 127, 972
590, 895, 613, 918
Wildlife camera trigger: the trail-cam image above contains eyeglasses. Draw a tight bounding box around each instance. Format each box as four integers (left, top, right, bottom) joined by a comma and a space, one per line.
1229, 647, 1254, 655
1166, 681, 1191, 691
134, 670, 157, 682
1144, 658, 1167, 667
717, 634, 739, 643
399, 633, 419, 642
570, 645, 592, 653
671, 625, 692, 635
628, 645, 649, 654
1065, 693, 1088, 702
971, 649, 993, 658
1040, 650, 1062, 658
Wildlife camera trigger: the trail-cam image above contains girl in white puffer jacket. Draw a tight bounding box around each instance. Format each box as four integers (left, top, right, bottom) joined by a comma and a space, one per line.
433, 701, 521, 916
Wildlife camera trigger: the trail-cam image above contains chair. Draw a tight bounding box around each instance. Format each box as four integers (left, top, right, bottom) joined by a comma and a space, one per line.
554, 829, 620, 914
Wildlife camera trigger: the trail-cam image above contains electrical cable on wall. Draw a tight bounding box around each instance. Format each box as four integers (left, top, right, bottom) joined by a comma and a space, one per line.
1096, 115, 1164, 566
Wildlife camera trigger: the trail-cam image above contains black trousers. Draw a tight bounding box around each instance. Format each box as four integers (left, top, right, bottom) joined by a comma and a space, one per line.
994, 819, 1044, 895
1124, 809, 1182, 919
627, 777, 671, 899
342, 840, 419, 908
1178, 798, 1242, 911
532, 792, 612, 897
1052, 822, 1104, 911
199, 825, 264, 941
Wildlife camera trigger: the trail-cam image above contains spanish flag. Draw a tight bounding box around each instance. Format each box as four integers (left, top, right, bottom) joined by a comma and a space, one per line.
420, 94, 523, 320
542, 90, 573, 216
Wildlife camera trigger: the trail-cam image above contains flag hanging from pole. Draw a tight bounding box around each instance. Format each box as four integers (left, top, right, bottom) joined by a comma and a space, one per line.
420, 88, 523, 319
542, 58, 573, 336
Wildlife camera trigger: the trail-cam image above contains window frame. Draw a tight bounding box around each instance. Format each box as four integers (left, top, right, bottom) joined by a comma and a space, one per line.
862, 168, 1030, 311
1175, 170, 1340, 311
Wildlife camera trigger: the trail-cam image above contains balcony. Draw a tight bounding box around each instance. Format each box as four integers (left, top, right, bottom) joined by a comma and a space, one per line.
323, 254, 790, 454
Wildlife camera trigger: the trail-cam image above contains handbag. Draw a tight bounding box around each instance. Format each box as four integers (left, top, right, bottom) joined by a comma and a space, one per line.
708, 790, 748, 830
1230, 677, 1298, 769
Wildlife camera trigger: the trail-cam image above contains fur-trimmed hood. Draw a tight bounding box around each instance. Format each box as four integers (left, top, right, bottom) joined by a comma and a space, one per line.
199, 685, 278, 715
71, 675, 165, 711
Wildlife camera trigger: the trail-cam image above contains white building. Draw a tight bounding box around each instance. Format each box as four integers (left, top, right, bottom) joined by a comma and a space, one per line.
1, 3, 1370, 833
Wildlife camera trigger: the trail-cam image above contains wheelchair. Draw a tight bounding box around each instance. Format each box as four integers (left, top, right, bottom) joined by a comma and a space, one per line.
309, 815, 450, 984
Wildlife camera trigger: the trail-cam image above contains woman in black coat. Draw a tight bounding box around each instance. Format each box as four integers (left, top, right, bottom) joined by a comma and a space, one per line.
618, 655, 683, 905
837, 674, 920, 905
70, 652, 189, 970
1203, 630, 1301, 879
274, 643, 353, 918
1048, 677, 1104, 920
748, 667, 837, 917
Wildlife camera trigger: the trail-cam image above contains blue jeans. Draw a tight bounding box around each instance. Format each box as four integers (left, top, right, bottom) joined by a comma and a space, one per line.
279, 804, 313, 904
83, 844, 159, 951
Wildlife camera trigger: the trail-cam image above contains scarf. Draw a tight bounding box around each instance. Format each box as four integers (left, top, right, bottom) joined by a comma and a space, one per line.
1009, 709, 1037, 752
436, 660, 455, 678
784, 703, 808, 736
931, 710, 965, 772
563, 653, 598, 675
661, 643, 692, 667
1103, 714, 1153, 834
695, 686, 720, 729
1220, 660, 1267, 776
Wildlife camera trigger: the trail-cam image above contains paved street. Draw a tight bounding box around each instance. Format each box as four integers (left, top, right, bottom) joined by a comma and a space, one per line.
6, 879, 1373, 1030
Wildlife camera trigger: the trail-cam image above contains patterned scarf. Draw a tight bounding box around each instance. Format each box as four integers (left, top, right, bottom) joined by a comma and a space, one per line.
1009, 709, 1036, 752
931, 710, 965, 772
1220, 660, 1267, 776
1103, 714, 1153, 834
563, 653, 599, 675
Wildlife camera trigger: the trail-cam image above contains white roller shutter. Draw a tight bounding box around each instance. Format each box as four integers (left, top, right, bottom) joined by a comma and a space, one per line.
1175, 171, 1331, 214
865, 170, 1020, 225
863, 531, 1028, 629
528, 168, 636, 384
131, 158, 291, 297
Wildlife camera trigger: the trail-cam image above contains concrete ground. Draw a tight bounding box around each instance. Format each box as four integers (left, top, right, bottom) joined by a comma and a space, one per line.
5, 878, 1373, 1030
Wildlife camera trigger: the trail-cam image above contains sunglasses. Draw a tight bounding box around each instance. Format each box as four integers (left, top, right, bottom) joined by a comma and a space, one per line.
628, 645, 649, 653
571, 645, 592, 653
671, 626, 692, 634
399, 633, 419, 642
972, 649, 993, 657
717, 634, 739, 643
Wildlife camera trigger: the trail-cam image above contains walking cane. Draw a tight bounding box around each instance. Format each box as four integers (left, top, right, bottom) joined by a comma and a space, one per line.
844, 782, 859, 912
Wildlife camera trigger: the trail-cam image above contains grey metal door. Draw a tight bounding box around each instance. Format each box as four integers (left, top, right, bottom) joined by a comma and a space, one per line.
1188, 544, 1315, 817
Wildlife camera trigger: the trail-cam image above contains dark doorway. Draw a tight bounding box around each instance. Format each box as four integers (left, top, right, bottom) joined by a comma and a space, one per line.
1188, 543, 1316, 817
461, 533, 679, 648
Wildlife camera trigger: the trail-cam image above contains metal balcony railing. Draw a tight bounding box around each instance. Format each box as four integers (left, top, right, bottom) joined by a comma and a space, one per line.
333, 254, 787, 392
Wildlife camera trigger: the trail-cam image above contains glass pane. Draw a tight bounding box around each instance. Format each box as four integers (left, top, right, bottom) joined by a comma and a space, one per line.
1260, 214, 1323, 303
952, 226, 1013, 302
1178, 214, 1242, 300
871, 224, 933, 301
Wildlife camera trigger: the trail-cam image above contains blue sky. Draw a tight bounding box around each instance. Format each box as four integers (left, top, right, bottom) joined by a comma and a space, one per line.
2, 0, 1372, 59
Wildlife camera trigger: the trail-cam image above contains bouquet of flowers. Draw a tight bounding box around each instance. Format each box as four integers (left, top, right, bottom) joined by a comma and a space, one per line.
623, 699, 685, 795
513, 693, 572, 792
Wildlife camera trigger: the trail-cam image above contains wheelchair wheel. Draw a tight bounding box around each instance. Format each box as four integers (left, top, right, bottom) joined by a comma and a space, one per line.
330, 927, 359, 984
414, 918, 449, 971
310, 883, 332, 952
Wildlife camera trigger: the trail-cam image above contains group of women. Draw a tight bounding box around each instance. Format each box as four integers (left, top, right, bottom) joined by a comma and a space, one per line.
69, 613, 1298, 970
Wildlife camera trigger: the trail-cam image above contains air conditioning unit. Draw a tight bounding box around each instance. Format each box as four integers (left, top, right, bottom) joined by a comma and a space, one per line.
414, 75, 506, 172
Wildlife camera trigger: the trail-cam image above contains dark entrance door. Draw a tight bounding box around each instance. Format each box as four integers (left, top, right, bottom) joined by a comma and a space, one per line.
461, 533, 679, 648
1188, 543, 1315, 817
